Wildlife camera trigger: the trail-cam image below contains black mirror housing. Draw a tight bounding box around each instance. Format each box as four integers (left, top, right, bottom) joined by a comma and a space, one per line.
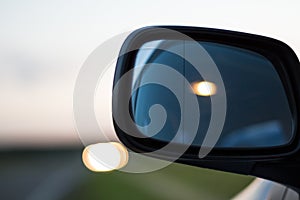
113, 26, 300, 190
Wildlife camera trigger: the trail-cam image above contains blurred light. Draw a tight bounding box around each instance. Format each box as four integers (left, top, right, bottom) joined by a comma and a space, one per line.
191, 81, 217, 96
82, 142, 128, 172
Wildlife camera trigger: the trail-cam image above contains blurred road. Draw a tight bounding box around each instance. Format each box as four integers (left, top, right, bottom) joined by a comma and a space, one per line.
0, 150, 253, 200
0, 150, 86, 200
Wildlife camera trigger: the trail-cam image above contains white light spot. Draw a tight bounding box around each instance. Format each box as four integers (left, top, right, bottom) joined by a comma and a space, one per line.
191, 81, 217, 96
82, 142, 128, 172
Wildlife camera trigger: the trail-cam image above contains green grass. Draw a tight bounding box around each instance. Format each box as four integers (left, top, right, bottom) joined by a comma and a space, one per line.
65, 162, 254, 200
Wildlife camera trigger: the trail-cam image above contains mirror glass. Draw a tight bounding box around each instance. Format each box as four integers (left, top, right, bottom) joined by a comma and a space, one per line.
130, 40, 294, 148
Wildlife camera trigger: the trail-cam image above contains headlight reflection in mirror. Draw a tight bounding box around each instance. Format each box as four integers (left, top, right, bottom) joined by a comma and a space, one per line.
191, 81, 217, 96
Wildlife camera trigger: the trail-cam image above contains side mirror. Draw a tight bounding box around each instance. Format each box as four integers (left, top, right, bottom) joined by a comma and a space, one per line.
112, 26, 300, 189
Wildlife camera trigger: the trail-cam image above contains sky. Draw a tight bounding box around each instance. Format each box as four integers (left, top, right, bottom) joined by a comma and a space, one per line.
0, 0, 300, 148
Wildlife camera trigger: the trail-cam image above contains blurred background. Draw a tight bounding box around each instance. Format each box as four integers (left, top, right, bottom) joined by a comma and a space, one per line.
1, 0, 299, 199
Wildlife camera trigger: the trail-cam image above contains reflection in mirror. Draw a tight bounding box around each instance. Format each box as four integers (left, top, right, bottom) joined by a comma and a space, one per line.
130, 40, 293, 148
